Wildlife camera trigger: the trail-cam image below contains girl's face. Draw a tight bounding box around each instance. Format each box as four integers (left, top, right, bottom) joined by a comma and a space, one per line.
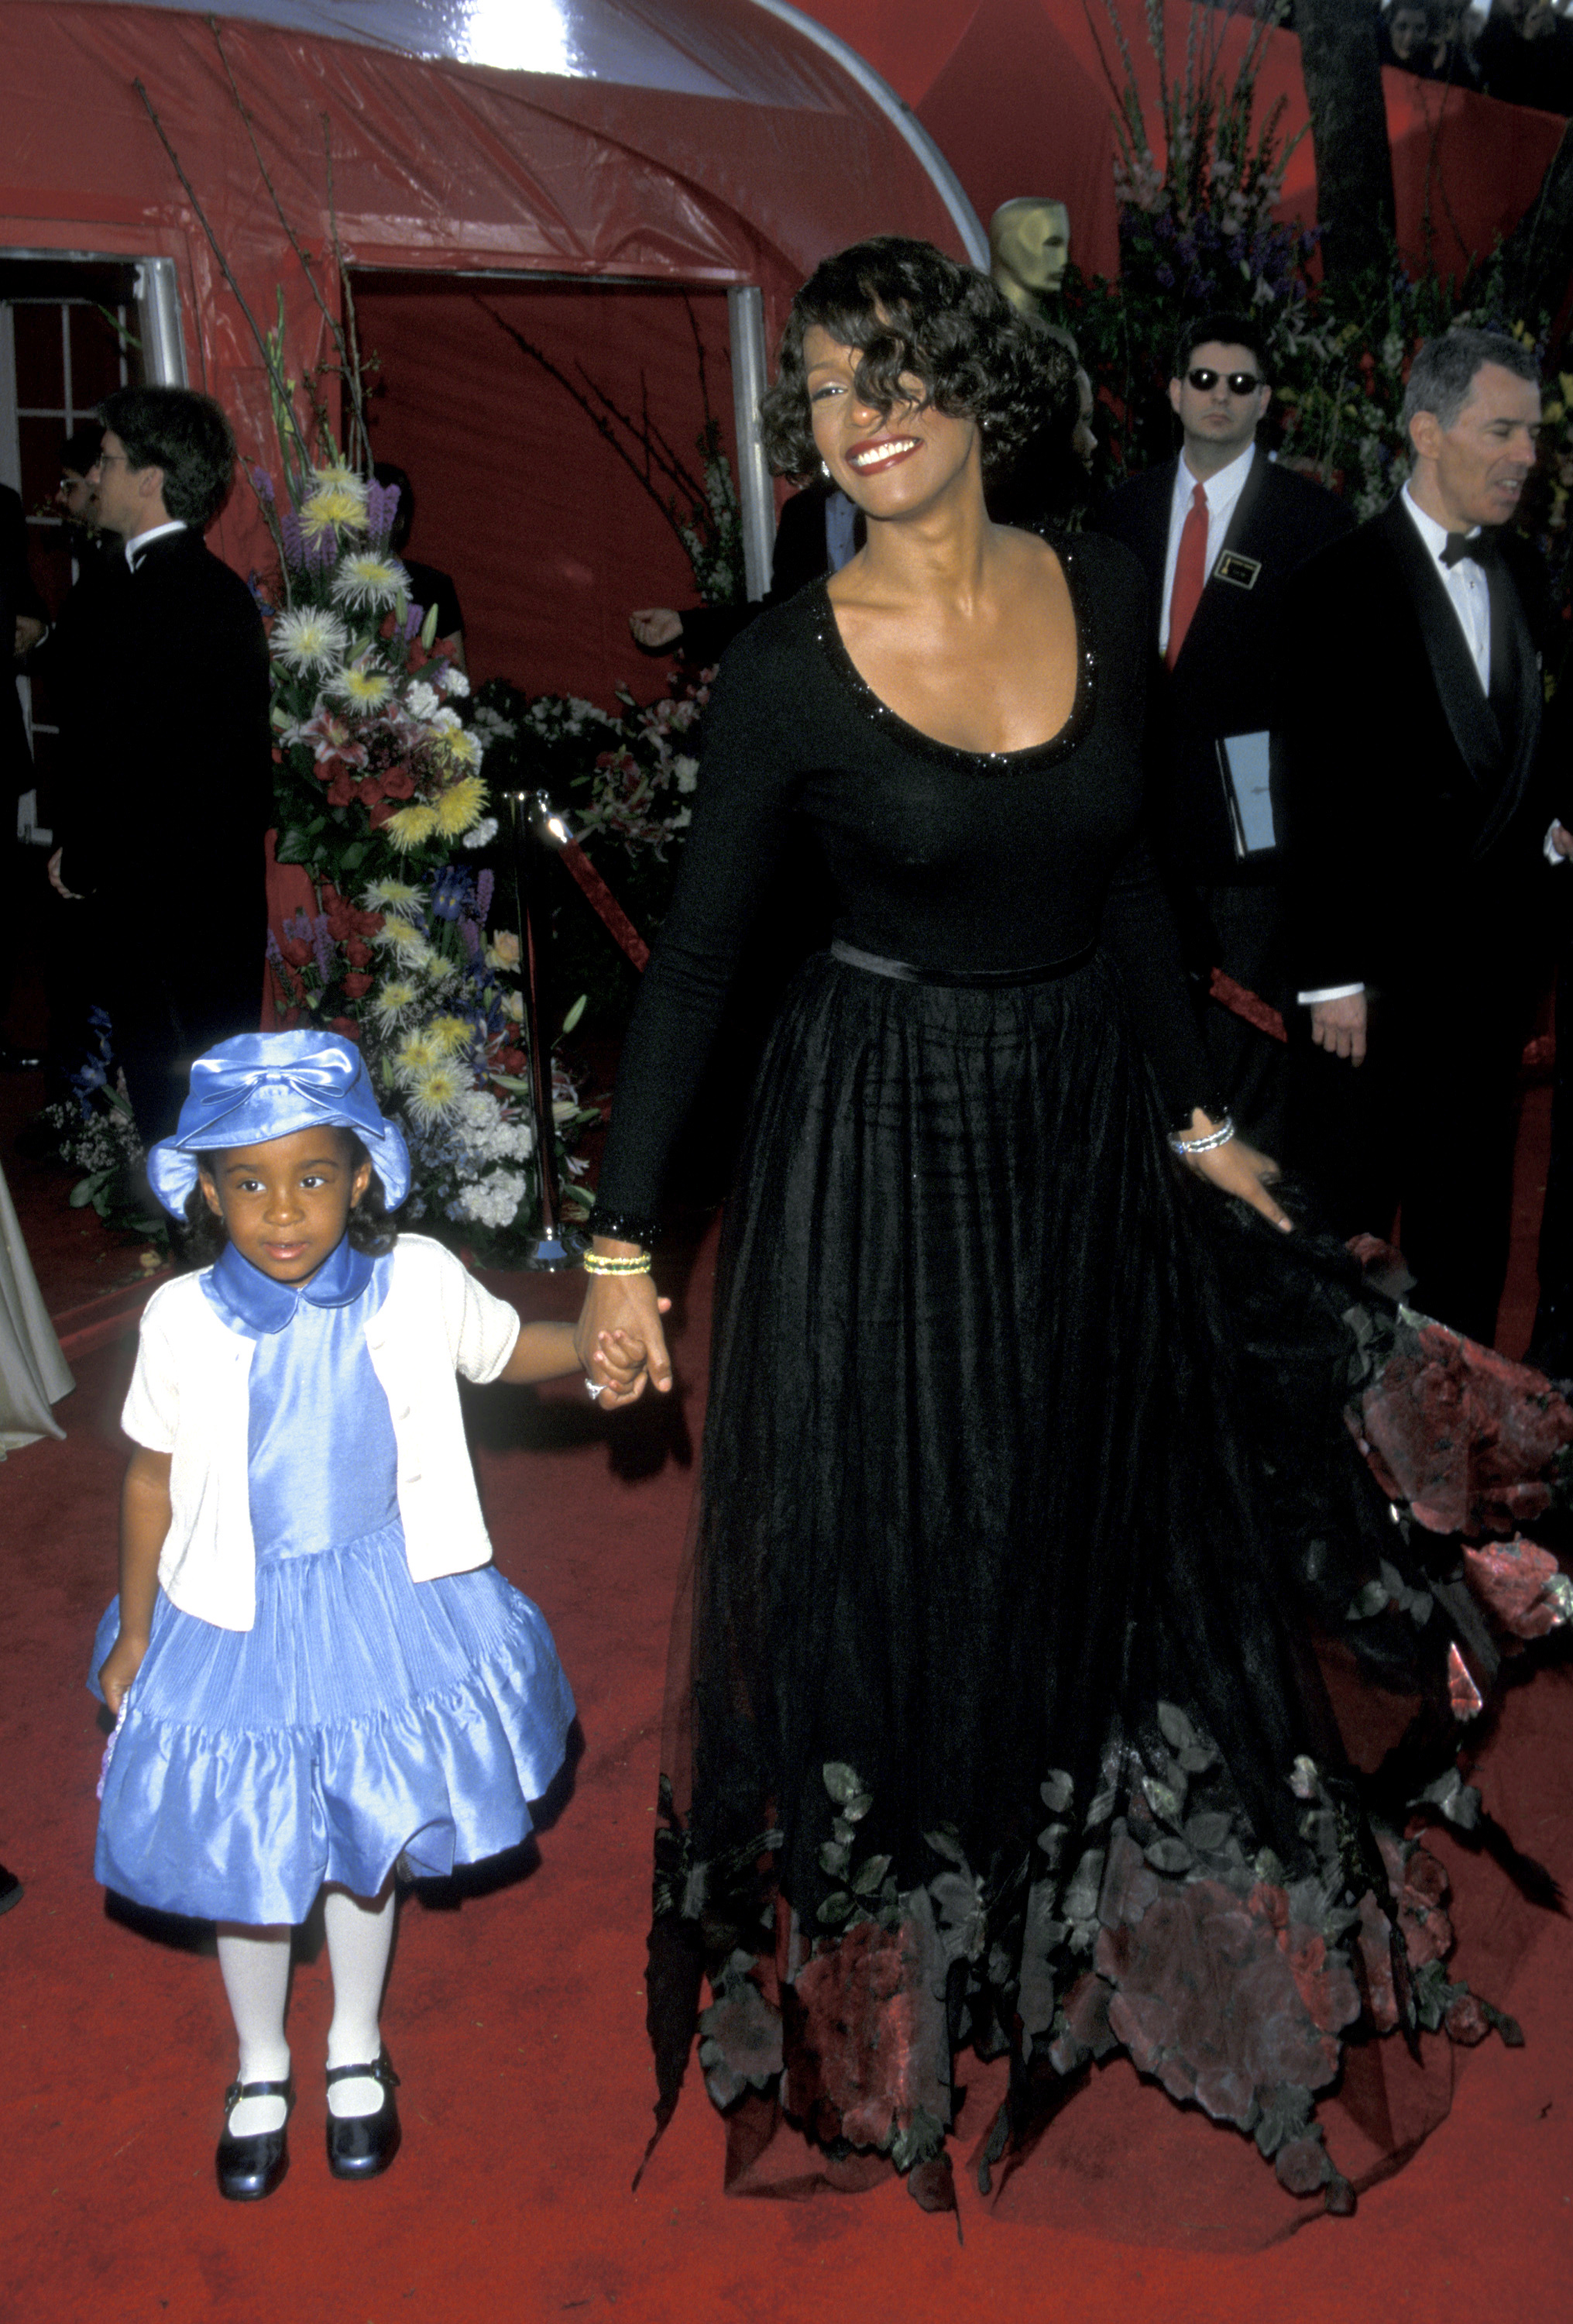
803, 322, 981, 518
199, 1127, 371, 1284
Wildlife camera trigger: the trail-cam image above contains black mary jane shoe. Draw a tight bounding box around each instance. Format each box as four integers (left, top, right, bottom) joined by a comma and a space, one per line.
325, 2049, 401, 2181
215, 2075, 294, 2202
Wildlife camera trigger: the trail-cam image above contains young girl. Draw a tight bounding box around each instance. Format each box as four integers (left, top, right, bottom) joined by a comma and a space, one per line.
90, 1030, 659, 2202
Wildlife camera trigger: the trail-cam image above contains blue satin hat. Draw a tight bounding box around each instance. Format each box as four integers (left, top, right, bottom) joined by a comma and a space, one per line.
146, 1031, 412, 1216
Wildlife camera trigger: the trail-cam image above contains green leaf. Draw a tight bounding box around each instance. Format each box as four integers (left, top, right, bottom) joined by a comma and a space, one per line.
823, 1761, 864, 1807
1157, 1701, 1198, 1753
818, 1841, 850, 1878
339, 841, 367, 871
1144, 1837, 1193, 1875
841, 1791, 874, 1824
816, 1891, 854, 1927
69, 1169, 111, 1208
850, 1854, 891, 1896
561, 992, 588, 1035
275, 825, 313, 866
1039, 1770, 1074, 1814
924, 1829, 967, 1868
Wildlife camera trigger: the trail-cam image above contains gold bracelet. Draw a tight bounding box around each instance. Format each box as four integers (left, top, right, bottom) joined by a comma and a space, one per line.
582, 1251, 652, 1276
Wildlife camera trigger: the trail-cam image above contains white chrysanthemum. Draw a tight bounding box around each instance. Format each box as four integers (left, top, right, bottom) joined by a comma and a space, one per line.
362, 878, 423, 920
407, 1059, 465, 1127
439, 667, 470, 700
370, 978, 418, 1028
270, 606, 349, 674
331, 661, 395, 711
404, 680, 440, 720
462, 816, 499, 851
331, 552, 410, 614
674, 755, 699, 794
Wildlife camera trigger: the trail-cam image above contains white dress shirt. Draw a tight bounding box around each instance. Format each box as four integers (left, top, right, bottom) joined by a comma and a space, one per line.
124, 517, 187, 571
1400, 483, 1491, 689
1158, 442, 1256, 657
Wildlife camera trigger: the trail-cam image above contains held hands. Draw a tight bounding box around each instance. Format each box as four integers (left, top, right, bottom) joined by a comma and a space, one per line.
98, 1629, 148, 1718
582, 1312, 671, 1409
1174, 1109, 1293, 1233
574, 1244, 674, 1408
1309, 992, 1367, 1066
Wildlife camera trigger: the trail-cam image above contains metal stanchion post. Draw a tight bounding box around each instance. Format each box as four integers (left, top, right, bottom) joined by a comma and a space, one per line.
505, 786, 574, 1270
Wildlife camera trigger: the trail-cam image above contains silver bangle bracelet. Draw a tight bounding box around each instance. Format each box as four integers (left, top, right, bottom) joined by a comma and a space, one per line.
1169, 1114, 1236, 1158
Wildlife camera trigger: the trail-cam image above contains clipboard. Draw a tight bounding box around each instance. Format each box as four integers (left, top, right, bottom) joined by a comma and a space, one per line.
1217, 731, 1278, 858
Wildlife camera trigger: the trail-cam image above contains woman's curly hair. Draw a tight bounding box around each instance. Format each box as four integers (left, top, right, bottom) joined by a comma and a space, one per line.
176, 1130, 403, 1270
759, 236, 1074, 485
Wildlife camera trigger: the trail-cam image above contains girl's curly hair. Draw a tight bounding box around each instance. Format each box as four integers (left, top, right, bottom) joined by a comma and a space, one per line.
176, 1129, 403, 1270
758, 235, 1074, 486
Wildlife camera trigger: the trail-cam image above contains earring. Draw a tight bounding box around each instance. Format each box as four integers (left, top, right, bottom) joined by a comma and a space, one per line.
820, 459, 832, 481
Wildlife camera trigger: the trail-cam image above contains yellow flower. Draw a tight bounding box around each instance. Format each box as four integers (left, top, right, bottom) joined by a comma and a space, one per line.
376, 916, 426, 953
362, 878, 422, 919
433, 726, 482, 772
331, 661, 394, 710
383, 803, 439, 851
427, 1014, 474, 1057
434, 775, 485, 837
502, 988, 524, 1022
371, 978, 417, 1026
486, 929, 521, 971
407, 1059, 465, 1126
300, 471, 369, 538
396, 1028, 440, 1077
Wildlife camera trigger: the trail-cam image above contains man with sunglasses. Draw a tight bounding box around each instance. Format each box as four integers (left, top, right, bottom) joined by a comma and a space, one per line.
1091, 312, 1351, 1153
1281, 327, 1563, 1346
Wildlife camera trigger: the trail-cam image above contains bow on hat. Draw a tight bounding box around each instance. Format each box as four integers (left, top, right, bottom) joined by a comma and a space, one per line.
146, 1031, 412, 1216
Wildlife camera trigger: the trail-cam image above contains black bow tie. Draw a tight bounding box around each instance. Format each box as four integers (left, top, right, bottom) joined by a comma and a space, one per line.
1439, 531, 1495, 569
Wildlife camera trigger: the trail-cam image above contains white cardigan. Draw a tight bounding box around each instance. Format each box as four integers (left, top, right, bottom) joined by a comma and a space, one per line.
122, 1235, 522, 1631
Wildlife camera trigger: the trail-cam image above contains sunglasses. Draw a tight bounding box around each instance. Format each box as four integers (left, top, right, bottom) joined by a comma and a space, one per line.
1187, 367, 1264, 396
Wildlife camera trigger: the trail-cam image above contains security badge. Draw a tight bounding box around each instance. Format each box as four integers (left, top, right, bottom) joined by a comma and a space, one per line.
1212, 550, 1262, 590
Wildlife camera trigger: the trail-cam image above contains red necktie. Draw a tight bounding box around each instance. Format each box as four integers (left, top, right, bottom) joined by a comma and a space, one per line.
1166, 481, 1209, 669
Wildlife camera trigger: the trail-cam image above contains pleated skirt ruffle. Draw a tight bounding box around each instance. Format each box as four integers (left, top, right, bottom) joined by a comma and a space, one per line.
90, 1520, 575, 1924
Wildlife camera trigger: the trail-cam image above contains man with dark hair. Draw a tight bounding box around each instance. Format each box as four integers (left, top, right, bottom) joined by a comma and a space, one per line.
1282, 326, 1563, 1342
1090, 309, 1352, 1150
371, 461, 466, 667
48, 386, 271, 1147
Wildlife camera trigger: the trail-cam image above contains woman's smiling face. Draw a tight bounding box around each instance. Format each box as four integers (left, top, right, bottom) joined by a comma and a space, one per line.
199, 1126, 371, 1284
803, 323, 980, 517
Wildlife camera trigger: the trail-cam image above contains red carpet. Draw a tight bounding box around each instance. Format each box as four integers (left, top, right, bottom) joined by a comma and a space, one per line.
4, 1081, 1572, 2321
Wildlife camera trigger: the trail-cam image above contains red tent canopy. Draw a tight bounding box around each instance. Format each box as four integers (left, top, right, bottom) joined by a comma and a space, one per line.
0, 0, 976, 700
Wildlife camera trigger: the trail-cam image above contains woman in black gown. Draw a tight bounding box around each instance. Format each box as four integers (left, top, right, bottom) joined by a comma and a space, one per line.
575, 240, 1547, 2216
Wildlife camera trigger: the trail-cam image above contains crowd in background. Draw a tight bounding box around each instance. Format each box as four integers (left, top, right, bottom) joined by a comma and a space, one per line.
1378, 0, 1573, 110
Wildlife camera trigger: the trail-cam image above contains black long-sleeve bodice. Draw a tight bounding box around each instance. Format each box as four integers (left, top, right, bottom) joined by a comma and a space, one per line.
596, 532, 1214, 1227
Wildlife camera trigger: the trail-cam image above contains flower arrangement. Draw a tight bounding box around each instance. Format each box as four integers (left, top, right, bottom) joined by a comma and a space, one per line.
255, 457, 595, 1243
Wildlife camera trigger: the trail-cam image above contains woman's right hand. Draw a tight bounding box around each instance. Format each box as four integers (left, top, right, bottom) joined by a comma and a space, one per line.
573, 1243, 673, 1404
98, 1630, 147, 1718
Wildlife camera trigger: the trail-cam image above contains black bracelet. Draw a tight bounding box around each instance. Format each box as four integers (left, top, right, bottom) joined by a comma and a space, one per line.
588, 1203, 661, 1250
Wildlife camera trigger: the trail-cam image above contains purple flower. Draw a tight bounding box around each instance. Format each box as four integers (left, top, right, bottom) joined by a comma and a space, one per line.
476, 868, 494, 926
459, 916, 480, 958
251, 466, 276, 503
311, 912, 335, 981
404, 603, 424, 641
265, 930, 287, 970
280, 511, 305, 569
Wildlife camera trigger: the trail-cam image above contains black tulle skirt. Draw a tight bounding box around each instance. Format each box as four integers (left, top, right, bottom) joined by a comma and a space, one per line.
647, 948, 1565, 2214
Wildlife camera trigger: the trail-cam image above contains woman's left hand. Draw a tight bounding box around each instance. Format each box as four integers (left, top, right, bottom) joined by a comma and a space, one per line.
1176, 1111, 1293, 1233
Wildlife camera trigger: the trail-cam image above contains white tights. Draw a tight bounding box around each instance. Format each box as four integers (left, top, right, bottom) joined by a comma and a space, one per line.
218, 1879, 397, 2134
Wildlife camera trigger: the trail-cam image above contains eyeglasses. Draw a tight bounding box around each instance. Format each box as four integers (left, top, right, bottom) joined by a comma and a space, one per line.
1187, 368, 1264, 396
93, 452, 128, 472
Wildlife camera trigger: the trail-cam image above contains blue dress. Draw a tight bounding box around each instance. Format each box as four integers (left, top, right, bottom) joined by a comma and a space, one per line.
89, 1233, 575, 1924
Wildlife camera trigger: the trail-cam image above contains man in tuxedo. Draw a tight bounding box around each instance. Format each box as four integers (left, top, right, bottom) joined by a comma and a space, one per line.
1092, 312, 1352, 1150
49, 386, 271, 1147
630, 476, 862, 667
1282, 328, 1562, 1344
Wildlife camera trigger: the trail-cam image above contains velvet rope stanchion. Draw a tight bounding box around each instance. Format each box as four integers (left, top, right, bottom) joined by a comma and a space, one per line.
505, 788, 575, 1270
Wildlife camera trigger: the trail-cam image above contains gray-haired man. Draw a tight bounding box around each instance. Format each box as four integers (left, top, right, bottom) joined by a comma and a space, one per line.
1281, 327, 1567, 1343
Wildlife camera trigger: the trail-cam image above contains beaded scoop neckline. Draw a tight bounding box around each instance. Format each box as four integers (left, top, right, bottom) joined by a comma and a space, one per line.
811, 532, 1098, 773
